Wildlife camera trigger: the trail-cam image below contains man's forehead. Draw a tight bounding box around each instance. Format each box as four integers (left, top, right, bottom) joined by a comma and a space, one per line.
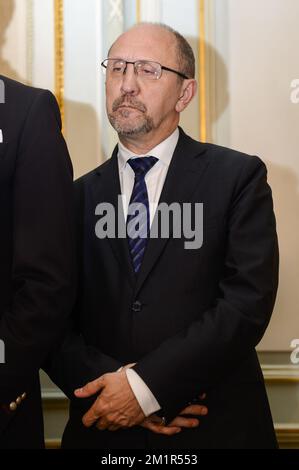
109, 27, 176, 61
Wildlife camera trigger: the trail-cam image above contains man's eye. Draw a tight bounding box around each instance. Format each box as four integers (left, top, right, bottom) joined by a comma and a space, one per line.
141, 66, 155, 75
111, 62, 124, 72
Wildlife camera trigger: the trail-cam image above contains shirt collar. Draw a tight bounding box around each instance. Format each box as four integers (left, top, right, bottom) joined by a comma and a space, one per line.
117, 127, 179, 171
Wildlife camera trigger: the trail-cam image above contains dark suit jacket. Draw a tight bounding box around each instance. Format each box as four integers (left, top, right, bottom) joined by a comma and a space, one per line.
0, 76, 75, 449
46, 128, 279, 449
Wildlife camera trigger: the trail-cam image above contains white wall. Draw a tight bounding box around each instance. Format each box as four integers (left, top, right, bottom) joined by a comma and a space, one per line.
63, 0, 103, 177
32, 0, 54, 90
0, 0, 29, 83
221, 0, 299, 350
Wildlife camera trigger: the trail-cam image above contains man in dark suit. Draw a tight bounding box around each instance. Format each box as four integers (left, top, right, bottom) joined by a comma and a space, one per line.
46, 23, 279, 449
0, 76, 75, 449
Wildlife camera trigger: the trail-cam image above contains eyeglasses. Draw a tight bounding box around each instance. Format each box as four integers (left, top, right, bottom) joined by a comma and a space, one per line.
101, 58, 189, 80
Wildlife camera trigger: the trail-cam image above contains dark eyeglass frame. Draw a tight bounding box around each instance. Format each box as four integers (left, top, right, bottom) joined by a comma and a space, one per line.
101, 58, 189, 80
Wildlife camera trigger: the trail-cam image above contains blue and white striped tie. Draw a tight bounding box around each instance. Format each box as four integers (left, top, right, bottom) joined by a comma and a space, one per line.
126, 156, 158, 273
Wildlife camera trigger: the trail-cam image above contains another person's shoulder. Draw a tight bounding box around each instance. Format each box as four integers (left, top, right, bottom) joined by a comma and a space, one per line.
0, 74, 59, 112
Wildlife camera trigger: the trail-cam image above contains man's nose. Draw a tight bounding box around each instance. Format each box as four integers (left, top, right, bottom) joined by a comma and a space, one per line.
120, 64, 140, 95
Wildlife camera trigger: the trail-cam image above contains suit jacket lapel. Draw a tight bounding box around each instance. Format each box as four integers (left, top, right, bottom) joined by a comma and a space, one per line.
95, 147, 136, 287
134, 128, 211, 295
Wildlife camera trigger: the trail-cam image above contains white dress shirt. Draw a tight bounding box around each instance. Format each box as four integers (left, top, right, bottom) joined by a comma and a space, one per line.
117, 127, 179, 417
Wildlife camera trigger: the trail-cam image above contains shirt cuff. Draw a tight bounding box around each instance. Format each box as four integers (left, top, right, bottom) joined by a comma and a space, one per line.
125, 368, 161, 417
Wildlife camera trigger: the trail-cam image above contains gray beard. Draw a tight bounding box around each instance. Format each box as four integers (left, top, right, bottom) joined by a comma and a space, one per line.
108, 113, 155, 137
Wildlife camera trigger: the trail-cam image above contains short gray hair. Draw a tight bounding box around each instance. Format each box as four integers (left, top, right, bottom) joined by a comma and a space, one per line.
138, 22, 195, 79
159, 23, 195, 79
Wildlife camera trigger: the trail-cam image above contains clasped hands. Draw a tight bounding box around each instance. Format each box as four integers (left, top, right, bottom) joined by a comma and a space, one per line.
74, 364, 207, 436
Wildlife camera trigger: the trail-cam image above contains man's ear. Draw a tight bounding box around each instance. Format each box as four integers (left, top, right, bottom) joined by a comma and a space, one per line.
175, 80, 197, 112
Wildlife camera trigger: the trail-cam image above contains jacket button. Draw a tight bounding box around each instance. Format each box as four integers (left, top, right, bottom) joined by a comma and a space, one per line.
132, 300, 142, 312
16, 397, 22, 405
9, 402, 17, 411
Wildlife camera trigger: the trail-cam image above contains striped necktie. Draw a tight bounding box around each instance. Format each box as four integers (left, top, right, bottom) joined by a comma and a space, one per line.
126, 156, 158, 273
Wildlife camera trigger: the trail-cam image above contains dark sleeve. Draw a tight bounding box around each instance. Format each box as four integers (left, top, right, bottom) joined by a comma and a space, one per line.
0, 90, 76, 432
43, 176, 122, 406
43, 329, 122, 404
132, 156, 279, 423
